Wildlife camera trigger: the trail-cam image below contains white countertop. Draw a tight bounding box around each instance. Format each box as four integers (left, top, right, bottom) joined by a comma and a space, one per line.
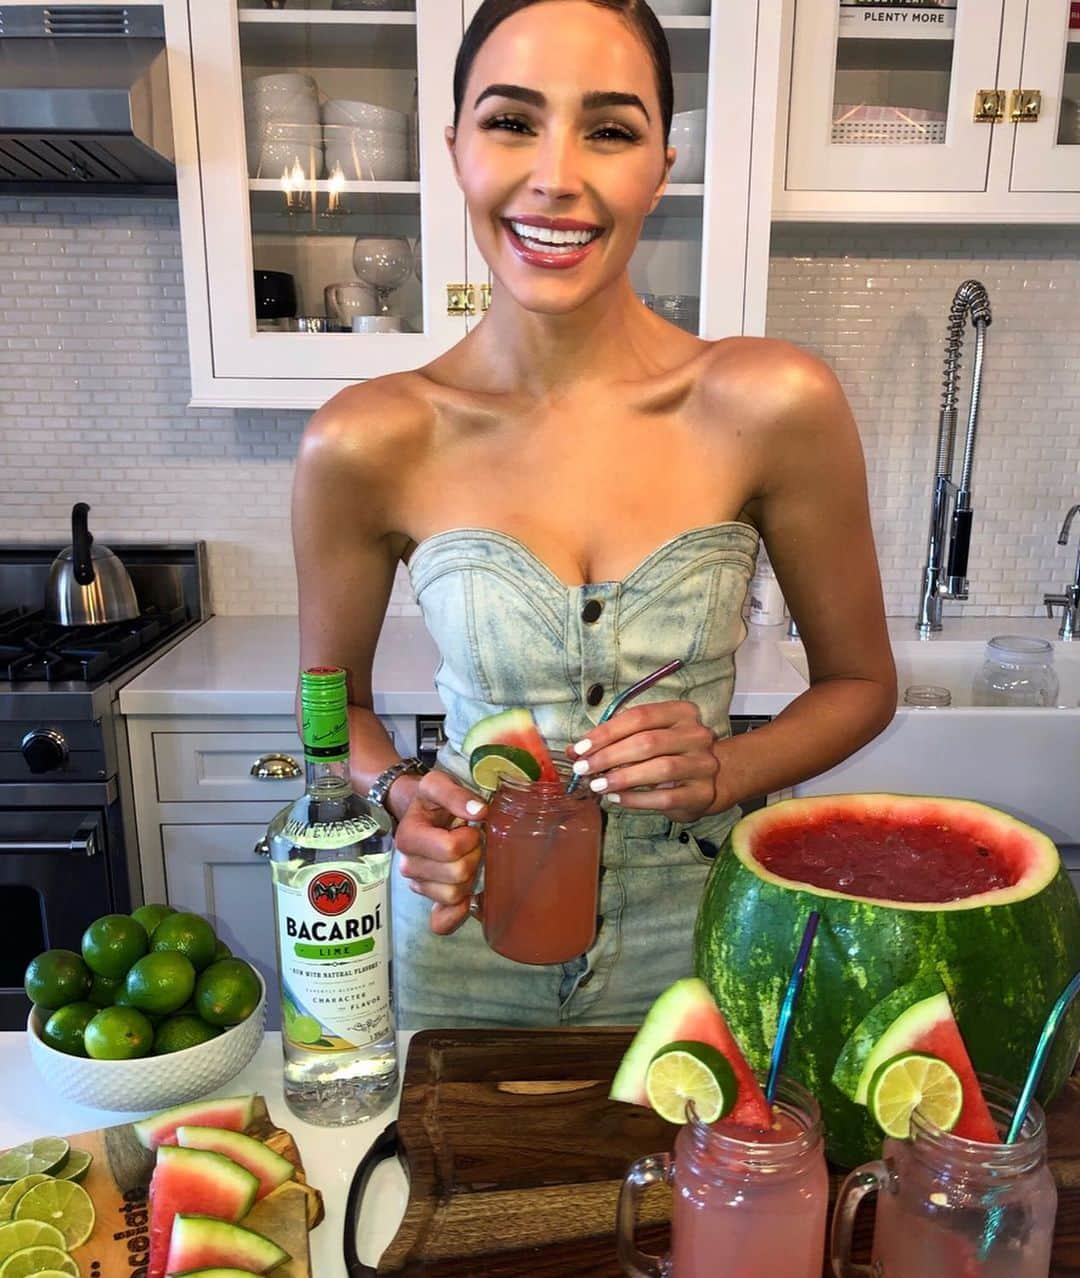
0, 1031, 411, 1278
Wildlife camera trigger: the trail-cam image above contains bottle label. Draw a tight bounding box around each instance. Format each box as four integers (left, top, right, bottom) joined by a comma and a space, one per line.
275, 862, 391, 1053
282, 814, 380, 850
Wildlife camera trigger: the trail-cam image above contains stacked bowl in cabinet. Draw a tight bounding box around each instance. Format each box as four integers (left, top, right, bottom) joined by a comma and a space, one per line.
322, 98, 413, 181
244, 72, 323, 179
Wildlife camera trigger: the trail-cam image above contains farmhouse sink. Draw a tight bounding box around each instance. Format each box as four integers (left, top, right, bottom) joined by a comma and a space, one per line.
781, 639, 1080, 845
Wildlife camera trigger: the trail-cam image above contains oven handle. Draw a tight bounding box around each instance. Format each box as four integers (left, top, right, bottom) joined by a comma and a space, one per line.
0, 817, 99, 857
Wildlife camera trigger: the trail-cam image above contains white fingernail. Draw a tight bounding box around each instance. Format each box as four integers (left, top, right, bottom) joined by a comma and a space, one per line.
573, 738, 592, 755
589, 776, 608, 792
572, 758, 590, 776
466, 799, 484, 817
606, 793, 621, 805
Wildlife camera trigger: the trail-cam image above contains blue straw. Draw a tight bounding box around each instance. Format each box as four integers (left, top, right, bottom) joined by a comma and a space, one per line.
765, 910, 820, 1106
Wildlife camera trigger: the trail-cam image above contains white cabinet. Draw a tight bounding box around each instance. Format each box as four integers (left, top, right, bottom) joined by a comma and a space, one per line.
166, 0, 781, 408
775, 0, 1080, 221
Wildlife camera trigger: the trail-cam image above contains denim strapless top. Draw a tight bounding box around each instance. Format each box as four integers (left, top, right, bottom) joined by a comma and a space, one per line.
406, 523, 760, 804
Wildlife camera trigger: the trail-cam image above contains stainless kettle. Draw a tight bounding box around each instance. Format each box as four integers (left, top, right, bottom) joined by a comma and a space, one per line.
45, 503, 139, 625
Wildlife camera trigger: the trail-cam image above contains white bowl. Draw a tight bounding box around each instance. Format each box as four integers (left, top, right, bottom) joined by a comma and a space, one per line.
324, 138, 410, 182
250, 139, 324, 180
352, 314, 408, 333
27, 973, 267, 1112
322, 99, 409, 133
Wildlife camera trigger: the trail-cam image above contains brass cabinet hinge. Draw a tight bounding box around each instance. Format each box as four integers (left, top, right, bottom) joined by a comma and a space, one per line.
974, 89, 1005, 122
446, 284, 476, 316
479, 283, 492, 312
1009, 89, 1042, 123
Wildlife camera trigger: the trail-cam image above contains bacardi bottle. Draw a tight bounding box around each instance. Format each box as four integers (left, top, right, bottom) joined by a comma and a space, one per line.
266, 667, 398, 1125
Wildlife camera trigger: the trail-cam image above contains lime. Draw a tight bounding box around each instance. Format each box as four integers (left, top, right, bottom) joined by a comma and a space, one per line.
150, 912, 217, 972
130, 903, 175, 937
123, 951, 196, 1016
194, 959, 262, 1027
83, 1006, 154, 1061
0, 1141, 68, 1185
644, 1041, 738, 1125
288, 1015, 324, 1046
85, 972, 124, 1009
23, 952, 90, 1012
80, 914, 148, 980
41, 1003, 98, 1058
0, 1218, 66, 1259
0, 1245, 79, 1277
13, 1179, 95, 1249
468, 743, 541, 791
212, 939, 232, 961
53, 1150, 92, 1185
152, 1014, 222, 1055
867, 1051, 964, 1140
0, 1178, 50, 1225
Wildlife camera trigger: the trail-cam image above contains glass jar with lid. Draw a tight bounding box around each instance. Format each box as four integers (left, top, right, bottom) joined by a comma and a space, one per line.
971, 636, 1060, 708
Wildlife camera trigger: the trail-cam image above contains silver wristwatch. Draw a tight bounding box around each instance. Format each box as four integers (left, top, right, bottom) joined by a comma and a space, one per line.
366, 756, 428, 824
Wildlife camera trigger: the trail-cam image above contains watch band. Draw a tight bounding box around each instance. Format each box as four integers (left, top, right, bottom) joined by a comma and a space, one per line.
366, 756, 428, 818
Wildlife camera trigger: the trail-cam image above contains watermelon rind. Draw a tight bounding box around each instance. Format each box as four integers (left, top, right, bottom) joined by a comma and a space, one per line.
134, 1096, 256, 1151
462, 708, 557, 781
165, 1214, 288, 1276
610, 978, 715, 1104
832, 973, 945, 1103
149, 1147, 260, 1278
174, 1127, 295, 1200
161, 1272, 262, 1277
693, 793, 1080, 1167
851, 992, 954, 1105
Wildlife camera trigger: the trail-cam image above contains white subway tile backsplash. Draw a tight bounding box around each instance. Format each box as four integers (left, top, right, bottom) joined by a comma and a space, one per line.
0, 199, 1076, 620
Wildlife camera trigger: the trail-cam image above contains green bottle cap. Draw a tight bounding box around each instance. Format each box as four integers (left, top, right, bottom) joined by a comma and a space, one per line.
300, 667, 349, 761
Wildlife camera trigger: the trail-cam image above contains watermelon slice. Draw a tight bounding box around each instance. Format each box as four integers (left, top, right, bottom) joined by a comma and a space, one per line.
462, 708, 558, 783
610, 977, 772, 1129
133, 1095, 256, 1152
165, 1214, 288, 1276
148, 1147, 259, 1278
835, 979, 999, 1143
175, 1126, 295, 1201
163, 1272, 260, 1277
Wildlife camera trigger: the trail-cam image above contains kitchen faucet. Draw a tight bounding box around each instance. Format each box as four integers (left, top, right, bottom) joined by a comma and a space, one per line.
916, 280, 992, 636
1044, 503, 1080, 641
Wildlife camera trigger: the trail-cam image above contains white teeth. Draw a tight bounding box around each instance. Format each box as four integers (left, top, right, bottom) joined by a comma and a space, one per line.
509, 220, 601, 248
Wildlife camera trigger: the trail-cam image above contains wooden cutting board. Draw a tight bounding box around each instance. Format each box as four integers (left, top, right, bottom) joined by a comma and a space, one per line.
2, 1094, 323, 1278
353, 1028, 1080, 1278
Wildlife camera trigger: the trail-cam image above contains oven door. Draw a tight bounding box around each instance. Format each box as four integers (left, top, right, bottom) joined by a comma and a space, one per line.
0, 807, 113, 1029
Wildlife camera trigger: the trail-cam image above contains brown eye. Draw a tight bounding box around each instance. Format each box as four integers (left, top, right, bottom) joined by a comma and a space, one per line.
480, 114, 533, 135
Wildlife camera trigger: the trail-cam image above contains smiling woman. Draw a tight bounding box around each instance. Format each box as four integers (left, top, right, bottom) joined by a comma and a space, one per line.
290, 0, 897, 1030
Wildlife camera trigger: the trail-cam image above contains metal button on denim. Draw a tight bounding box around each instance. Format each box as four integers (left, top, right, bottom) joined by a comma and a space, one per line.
587, 683, 604, 706
581, 599, 603, 623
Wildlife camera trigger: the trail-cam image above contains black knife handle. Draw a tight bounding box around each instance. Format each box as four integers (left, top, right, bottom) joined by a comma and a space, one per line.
344, 1120, 401, 1278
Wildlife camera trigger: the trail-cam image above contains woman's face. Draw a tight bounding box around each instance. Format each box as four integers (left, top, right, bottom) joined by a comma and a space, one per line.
447, 1, 673, 316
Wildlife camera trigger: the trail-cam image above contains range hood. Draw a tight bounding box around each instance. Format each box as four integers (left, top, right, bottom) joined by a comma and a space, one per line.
0, 5, 175, 195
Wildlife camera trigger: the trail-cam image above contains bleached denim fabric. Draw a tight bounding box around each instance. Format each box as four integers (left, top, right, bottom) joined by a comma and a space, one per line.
393, 523, 760, 1028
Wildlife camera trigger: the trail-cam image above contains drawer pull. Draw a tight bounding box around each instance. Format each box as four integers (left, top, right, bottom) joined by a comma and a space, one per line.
250, 753, 302, 780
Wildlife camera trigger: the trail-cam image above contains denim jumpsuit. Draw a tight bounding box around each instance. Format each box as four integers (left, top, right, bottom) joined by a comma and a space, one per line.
392, 522, 760, 1029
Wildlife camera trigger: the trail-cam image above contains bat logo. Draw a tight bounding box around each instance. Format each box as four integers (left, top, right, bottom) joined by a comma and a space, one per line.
308, 870, 356, 916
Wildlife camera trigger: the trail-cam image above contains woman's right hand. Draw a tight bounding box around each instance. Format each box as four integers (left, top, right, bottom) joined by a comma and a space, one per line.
394, 770, 487, 936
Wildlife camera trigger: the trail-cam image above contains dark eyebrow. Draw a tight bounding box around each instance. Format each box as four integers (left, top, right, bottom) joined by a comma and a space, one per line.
473, 83, 651, 122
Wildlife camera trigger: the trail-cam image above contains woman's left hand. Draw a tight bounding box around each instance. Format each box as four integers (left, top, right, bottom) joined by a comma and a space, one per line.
565, 700, 722, 823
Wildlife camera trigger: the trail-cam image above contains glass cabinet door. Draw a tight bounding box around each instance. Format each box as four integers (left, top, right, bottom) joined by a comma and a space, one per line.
189, 0, 467, 385
1009, 0, 1080, 192
785, 0, 1005, 192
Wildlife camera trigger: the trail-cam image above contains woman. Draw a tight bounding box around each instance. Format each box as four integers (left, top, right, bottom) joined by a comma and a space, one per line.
291, 0, 896, 1028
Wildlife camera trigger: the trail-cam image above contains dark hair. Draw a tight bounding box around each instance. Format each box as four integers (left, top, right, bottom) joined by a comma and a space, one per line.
453, 0, 674, 144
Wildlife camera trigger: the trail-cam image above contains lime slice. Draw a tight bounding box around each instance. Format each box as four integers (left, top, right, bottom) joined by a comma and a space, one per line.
868, 1051, 964, 1140
0, 1141, 69, 1184
644, 1040, 738, 1125
52, 1150, 92, 1185
0, 1246, 79, 1278
469, 744, 542, 791
0, 1178, 50, 1225
0, 1219, 67, 1259
13, 1180, 95, 1250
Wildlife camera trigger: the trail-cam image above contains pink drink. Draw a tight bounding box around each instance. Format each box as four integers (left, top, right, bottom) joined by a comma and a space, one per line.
479, 767, 602, 965
618, 1076, 829, 1278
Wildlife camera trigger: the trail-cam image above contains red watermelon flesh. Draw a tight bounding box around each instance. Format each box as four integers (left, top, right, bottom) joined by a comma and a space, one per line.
610, 977, 773, 1129
133, 1094, 256, 1152
148, 1146, 259, 1278
462, 707, 558, 782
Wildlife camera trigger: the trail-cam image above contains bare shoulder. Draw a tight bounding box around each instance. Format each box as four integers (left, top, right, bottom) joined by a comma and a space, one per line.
298, 371, 436, 475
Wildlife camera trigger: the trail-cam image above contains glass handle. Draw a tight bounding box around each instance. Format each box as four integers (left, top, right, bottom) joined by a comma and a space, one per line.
616, 1152, 672, 1278
830, 1160, 889, 1278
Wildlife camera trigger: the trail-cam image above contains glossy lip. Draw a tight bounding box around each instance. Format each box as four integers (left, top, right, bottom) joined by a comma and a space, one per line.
505, 214, 604, 231
501, 218, 604, 271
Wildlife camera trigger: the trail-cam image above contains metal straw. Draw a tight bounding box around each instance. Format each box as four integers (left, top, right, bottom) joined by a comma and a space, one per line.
765, 910, 821, 1106
565, 659, 685, 795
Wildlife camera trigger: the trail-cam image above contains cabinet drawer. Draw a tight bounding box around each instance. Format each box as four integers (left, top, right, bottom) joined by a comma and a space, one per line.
154, 732, 306, 803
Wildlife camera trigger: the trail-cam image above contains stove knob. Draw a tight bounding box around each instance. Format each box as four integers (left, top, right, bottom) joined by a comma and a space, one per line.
21, 729, 69, 774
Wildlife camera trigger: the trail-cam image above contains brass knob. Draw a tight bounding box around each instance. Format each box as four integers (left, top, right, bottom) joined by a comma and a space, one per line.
250, 752, 303, 780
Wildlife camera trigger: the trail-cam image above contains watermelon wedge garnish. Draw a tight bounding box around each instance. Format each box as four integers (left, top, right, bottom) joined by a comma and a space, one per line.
462, 708, 558, 783
611, 977, 772, 1129
835, 978, 999, 1143
148, 1147, 258, 1278
164, 1214, 288, 1276
133, 1095, 256, 1151
175, 1126, 295, 1201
